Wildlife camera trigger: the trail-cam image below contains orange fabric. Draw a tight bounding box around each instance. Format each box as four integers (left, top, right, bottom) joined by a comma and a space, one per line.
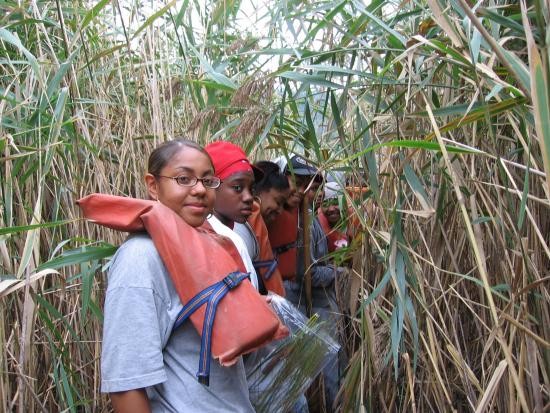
346, 185, 368, 200
317, 209, 349, 252
345, 186, 368, 239
77, 194, 288, 366
248, 202, 285, 296
267, 208, 298, 281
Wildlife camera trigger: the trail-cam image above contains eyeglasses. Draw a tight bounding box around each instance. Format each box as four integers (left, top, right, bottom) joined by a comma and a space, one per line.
155, 175, 221, 189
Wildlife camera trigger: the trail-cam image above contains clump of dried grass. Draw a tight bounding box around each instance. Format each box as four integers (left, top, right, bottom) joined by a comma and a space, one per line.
186, 106, 222, 134
232, 106, 272, 140
226, 36, 259, 55
231, 76, 275, 108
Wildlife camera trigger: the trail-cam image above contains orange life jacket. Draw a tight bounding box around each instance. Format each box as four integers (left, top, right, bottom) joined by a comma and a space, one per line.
267, 208, 298, 281
247, 202, 286, 296
78, 194, 288, 374
317, 208, 349, 252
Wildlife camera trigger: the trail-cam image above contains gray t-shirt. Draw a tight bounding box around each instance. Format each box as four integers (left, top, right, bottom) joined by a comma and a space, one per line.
101, 234, 255, 413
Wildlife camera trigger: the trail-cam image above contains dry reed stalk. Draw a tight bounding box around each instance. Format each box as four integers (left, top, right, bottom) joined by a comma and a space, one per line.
426, 97, 531, 412
402, 352, 416, 412
2, 0, 549, 411
475, 359, 509, 412
526, 337, 544, 413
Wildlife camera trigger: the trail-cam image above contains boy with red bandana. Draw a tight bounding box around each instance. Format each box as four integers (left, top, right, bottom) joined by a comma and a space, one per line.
204, 141, 263, 292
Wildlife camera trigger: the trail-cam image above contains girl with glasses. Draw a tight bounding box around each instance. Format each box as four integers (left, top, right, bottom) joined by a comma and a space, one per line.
92, 139, 284, 412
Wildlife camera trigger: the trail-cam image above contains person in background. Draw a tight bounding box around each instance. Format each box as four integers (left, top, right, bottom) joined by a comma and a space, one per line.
266, 155, 323, 413
253, 161, 291, 226
309, 180, 349, 412
268, 155, 323, 307
100, 139, 255, 413
317, 181, 349, 253
234, 160, 289, 296
272, 165, 348, 412
247, 156, 324, 413
204, 141, 263, 292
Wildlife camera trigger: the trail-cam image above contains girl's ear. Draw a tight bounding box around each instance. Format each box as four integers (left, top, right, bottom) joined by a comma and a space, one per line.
145, 173, 159, 201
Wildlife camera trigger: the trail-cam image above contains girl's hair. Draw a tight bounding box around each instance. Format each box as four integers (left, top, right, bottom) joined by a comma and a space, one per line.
148, 139, 212, 175
254, 161, 290, 194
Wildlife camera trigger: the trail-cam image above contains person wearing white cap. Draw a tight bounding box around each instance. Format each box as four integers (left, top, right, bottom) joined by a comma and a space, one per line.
317, 182, 349, 252
307, 179, 349, 412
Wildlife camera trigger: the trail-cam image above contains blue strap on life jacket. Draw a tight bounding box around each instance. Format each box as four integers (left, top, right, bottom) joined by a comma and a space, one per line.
173, 271, 250, 386
253, 258, 278, 280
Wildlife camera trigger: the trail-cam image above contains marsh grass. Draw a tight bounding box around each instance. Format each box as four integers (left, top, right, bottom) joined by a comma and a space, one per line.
1, 0, 549, 411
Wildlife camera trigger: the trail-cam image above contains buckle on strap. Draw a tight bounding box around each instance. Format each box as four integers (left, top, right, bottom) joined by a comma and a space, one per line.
223, 271, 247, 290
197, 373, 210, 386
274, 241, 297, 255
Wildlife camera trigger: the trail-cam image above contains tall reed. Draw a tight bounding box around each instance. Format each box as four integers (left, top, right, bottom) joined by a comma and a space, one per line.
0, 0, 548, 411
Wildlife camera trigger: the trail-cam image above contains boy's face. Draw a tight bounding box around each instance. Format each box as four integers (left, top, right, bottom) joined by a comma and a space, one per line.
214, 171, 255, 224
321, 198, 342, 226
286, 174, 318, 209
259, 187, 289, 224
305, 179, 322, 206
